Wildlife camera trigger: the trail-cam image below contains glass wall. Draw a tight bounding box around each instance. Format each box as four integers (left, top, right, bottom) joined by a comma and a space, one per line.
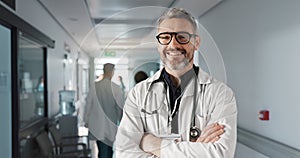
1, 4, 54, 157
18, 34, 45, 128
0, 23, 12, 158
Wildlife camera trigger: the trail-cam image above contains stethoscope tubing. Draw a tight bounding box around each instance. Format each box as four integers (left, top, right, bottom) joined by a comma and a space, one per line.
141, 75, 205, 133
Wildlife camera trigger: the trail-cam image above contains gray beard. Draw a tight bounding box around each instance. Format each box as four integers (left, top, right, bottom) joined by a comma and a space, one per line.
164, 58, 190, 70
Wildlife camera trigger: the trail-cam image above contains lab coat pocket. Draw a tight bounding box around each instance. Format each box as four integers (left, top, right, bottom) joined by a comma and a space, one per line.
141, 94, 168, 135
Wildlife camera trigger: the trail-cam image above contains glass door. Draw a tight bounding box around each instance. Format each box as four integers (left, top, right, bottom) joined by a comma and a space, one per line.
0, 23, 12, 158
18, 34, 46, 129
1, 4, 54, 157
18, 33, 49, 158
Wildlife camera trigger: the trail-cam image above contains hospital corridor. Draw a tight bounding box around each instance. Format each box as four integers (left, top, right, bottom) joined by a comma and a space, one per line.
1, 0, 300, 157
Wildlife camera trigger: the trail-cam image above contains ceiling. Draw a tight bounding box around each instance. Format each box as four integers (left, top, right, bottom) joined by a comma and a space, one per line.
38, 0, 222, 62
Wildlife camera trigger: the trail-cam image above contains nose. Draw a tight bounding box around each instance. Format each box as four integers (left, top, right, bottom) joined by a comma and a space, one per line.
168, 35, 180, 48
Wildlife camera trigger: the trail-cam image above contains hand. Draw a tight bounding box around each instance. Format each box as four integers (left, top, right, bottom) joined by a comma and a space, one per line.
140, 134, 162, 157
195, 123, 225, 143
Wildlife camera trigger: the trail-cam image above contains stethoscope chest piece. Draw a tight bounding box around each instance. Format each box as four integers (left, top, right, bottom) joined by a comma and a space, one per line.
190, 126, 201, 141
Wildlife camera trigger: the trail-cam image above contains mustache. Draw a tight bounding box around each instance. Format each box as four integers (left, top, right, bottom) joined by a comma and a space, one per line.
165, 48, 187, 54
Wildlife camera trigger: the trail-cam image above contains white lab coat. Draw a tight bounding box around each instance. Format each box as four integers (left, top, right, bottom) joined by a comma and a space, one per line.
115, 68, 237, 158
84, 78, 125, 145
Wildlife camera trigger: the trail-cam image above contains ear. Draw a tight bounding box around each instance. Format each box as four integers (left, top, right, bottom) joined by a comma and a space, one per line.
194, 35, 201, 51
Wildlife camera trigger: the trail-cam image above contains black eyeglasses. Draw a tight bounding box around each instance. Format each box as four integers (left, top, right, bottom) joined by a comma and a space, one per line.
156, 32, 197, 45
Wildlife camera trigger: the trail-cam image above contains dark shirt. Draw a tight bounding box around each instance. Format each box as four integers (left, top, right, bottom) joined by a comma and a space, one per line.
162, 65, 199, 118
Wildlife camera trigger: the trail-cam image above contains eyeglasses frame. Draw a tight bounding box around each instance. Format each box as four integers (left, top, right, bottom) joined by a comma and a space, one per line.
156, 31, 198, 45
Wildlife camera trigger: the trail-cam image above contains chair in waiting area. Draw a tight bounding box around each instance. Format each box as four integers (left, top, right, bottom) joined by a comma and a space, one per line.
35, 129, 90, 158
48, 125, 91, 157
35, 131, 56, 158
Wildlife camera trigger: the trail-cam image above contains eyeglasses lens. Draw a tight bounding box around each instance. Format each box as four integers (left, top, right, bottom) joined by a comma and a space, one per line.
157, 32, 191, 45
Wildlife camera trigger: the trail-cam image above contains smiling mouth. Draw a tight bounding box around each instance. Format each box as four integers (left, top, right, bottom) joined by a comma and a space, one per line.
166, 50, 186, 56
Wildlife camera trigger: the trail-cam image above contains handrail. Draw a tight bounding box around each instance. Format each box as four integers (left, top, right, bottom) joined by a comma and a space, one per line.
237, 127, 300, 158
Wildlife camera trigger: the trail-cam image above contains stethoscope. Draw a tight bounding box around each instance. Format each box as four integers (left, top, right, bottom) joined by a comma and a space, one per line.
140, 73, 204, 141
189, 78, 203, 141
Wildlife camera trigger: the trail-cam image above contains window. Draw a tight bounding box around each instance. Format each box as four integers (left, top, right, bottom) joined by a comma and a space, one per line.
18, 34, 46, 128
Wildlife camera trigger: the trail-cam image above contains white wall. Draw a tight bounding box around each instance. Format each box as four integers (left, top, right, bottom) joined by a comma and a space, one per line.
16, 0, 90, 116
199, 0, 300, 149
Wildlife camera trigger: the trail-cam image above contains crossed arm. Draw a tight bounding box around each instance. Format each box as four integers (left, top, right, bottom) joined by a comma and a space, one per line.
140, 123, 225, 157
116, 83, 237, 158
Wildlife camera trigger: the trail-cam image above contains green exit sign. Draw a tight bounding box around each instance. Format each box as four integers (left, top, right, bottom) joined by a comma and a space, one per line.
104, 51, 116, 57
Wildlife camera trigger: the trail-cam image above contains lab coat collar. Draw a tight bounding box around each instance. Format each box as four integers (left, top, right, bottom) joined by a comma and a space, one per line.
146, 66, 212, 92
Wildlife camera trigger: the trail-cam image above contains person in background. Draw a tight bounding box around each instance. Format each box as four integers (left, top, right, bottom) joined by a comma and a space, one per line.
95, 74, 104, 82
84, 63, 125, 158
116, 8, 237, 157
36, 76, 44, 92
117, 75, 126, 95
134, 71, 148, 84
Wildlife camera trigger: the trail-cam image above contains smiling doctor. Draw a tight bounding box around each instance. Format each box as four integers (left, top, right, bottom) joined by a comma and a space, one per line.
115, 7, 237, 158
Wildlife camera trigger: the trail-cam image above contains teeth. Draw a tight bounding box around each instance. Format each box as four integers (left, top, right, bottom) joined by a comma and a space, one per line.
167, 51, 182, 56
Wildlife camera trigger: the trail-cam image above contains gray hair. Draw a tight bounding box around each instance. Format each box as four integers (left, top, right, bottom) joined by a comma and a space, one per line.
157, 8, 199, 33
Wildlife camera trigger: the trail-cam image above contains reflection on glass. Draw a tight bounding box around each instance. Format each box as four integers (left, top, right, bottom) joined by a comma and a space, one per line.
18, 34, 45, 128
0, 23, 12, 158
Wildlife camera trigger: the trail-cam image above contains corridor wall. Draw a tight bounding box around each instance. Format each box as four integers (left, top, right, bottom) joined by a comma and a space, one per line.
199, 0, 300, 150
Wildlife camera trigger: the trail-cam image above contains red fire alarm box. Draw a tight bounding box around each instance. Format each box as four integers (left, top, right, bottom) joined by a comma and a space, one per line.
259, 110, 269, 120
